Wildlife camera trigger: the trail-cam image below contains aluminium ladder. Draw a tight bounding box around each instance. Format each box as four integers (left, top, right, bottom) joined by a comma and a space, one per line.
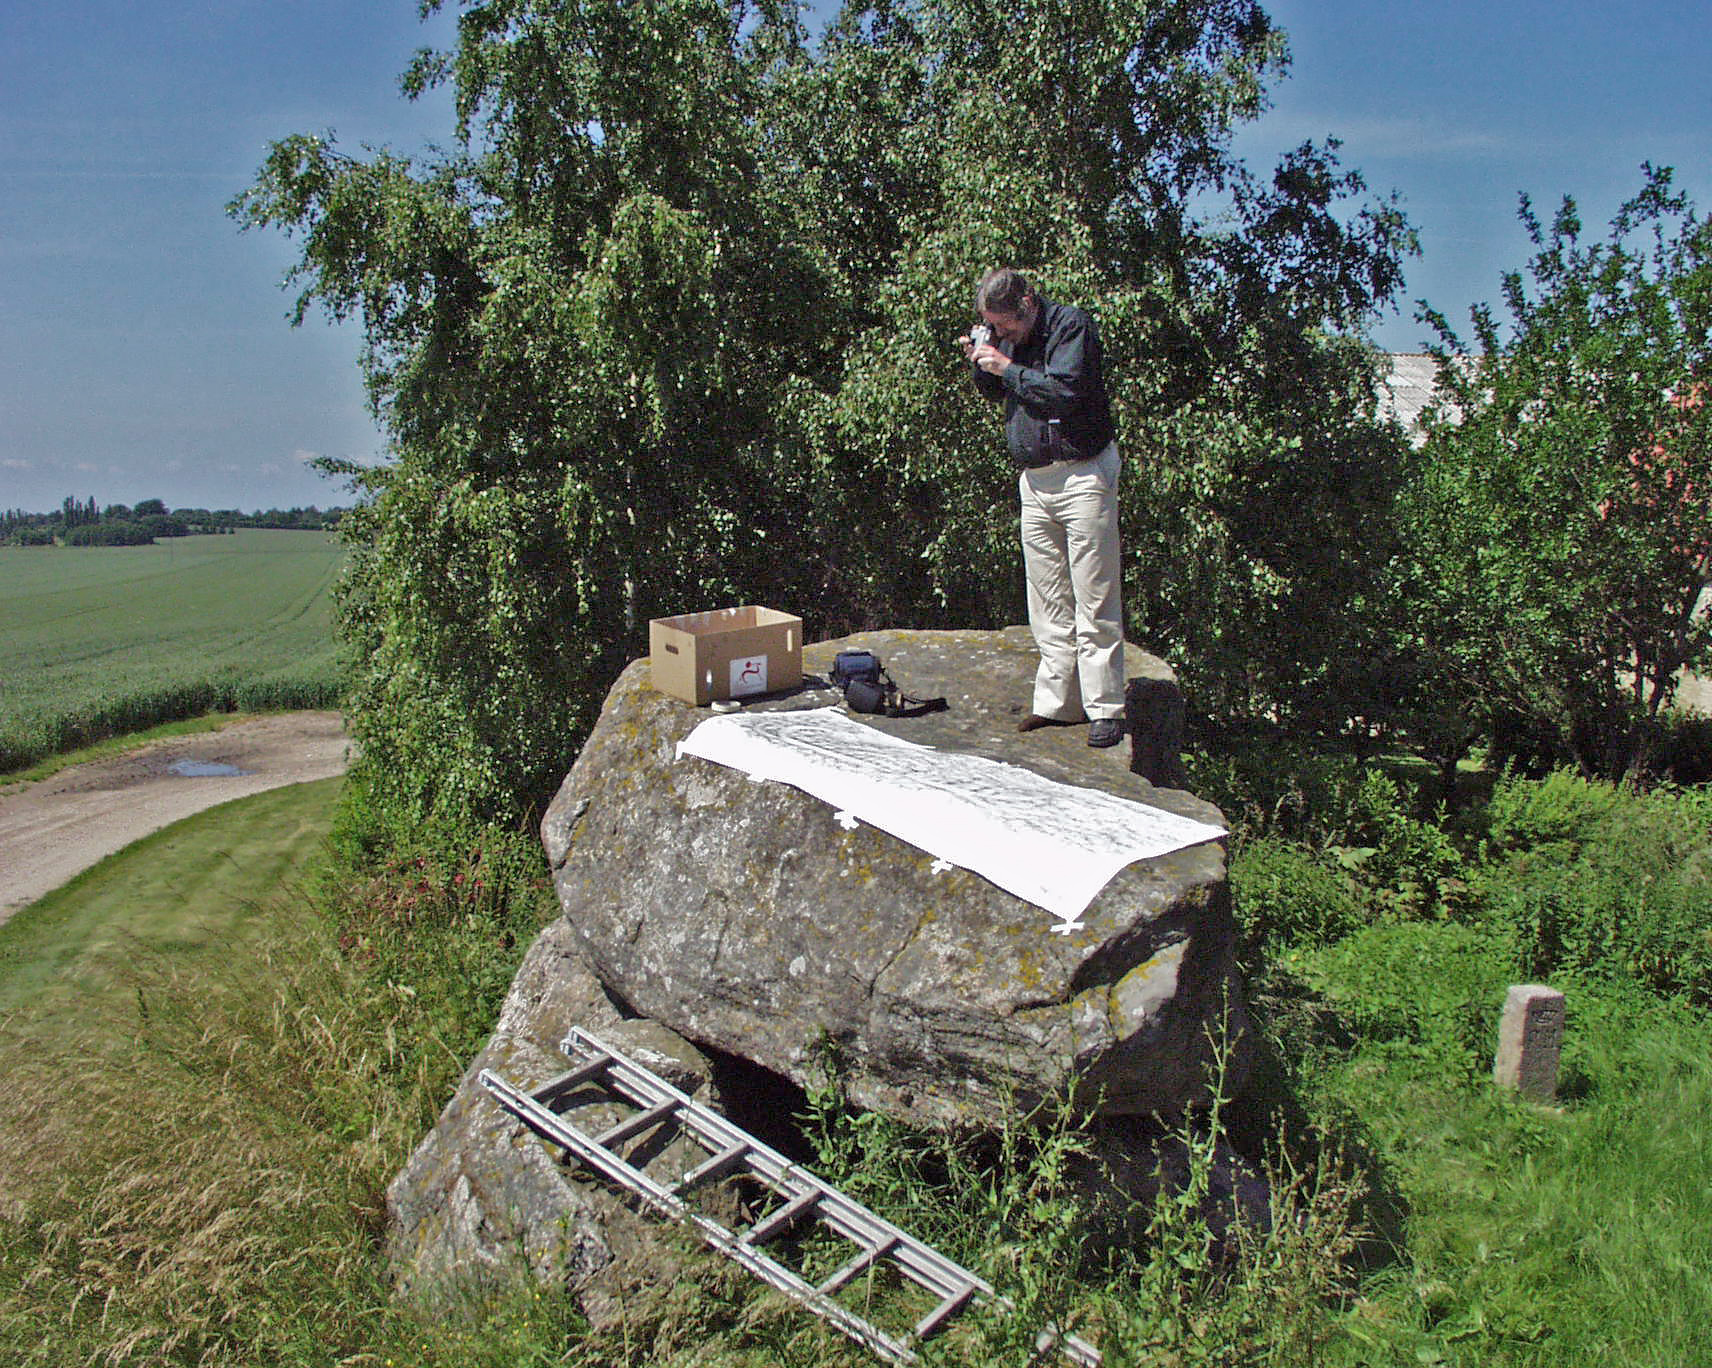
480, 1026, 1100, 1366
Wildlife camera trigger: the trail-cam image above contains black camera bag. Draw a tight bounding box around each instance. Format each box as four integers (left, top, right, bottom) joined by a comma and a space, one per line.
828, 649, 947, 719
844, 676, 890, 714
830, 649, 883, 691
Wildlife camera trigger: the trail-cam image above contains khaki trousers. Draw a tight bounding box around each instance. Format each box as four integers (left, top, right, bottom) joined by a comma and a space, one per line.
1018, 442, 1125, 721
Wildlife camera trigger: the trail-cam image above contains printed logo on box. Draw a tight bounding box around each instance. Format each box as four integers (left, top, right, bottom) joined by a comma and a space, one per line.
729, 655, 768, 697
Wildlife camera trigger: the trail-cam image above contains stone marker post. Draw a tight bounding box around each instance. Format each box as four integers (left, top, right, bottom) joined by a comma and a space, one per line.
1493, 984, 1565, 1101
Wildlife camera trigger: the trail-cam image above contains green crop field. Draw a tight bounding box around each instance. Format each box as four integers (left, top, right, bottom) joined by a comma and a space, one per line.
0, 529, 347, 770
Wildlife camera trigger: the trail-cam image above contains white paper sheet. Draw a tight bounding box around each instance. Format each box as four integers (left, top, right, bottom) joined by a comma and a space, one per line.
676, 708, 1225, 931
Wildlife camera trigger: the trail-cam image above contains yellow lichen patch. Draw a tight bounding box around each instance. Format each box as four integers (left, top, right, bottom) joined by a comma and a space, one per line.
1062, 979, 1106, 1023
1010, 945, 1048, 992
1105, 943, 1186, 1035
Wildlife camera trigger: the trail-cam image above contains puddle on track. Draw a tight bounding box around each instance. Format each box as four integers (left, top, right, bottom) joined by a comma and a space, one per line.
168, 760, 249, 778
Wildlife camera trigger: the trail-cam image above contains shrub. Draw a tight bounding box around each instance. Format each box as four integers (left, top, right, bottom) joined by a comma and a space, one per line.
1477, 767, 1624, 856
1651, 713, 1712, 785
1467, 771, 1712, 1000
1194, 744, 1466, 918
1297, 921, 1515, 1079
1230, 838, 1365, 956
63, 519, 153, 547
5, 525, 53, 546
1185, 736, 1372, 846
1335, 770, 1467, 917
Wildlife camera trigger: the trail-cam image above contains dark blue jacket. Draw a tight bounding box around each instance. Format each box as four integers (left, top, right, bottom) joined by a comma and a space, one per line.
972, 298, 1116, 468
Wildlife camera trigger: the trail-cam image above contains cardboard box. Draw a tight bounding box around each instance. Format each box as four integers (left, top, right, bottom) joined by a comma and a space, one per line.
648, 606, 803, 705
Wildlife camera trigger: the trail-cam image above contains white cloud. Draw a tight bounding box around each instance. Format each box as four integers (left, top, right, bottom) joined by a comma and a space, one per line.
291, 448, 321, 465
1328, 117, 1514, 160
1, 458, 31, 470
1238, 113, 1518, 163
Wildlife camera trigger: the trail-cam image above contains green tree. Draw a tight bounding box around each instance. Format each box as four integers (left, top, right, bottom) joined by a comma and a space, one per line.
235, 0, 1413, 834
1406, 166, 1712, 779
60, 496, 96, 529
765, 1, 1416, 729
236, 0, 830, 834
138, 513, 190, 538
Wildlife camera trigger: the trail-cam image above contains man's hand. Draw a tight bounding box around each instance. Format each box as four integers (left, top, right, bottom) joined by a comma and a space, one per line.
971, 342, 1010, 376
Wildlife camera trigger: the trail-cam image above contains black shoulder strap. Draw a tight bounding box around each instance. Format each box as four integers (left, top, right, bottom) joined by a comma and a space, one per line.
877, 667, 947, 718
886, 692, 949, 719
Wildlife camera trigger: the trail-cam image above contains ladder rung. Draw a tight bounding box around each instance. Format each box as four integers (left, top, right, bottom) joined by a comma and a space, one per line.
740, 1187, 820, 1246
1037, 1325, 1104, 1368
672, 1140, 749, 1195
532, 1052, 614, 1104
914, 1282, 977, 1341
817, 1235, 896, 1296
594, 1098, 679, 1148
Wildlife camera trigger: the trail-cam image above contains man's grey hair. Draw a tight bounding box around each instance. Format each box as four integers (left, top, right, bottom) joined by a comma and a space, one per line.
976, 267, 1034, 317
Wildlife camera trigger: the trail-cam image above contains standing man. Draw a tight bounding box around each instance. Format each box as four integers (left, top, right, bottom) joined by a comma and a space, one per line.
963, 268, 1126, 747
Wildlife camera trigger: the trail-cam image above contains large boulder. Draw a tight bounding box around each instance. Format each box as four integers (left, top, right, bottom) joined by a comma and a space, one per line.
541, 627, 1247, 1127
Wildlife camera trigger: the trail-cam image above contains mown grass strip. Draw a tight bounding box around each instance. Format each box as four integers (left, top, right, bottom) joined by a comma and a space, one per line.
0, 776, 343, 1019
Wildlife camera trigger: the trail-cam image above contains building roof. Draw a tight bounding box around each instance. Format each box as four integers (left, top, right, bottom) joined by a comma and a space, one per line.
1377, 352, 1447, 438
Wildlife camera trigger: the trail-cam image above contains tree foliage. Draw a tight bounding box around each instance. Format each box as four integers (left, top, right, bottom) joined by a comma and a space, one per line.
64, 520, 156, 547
1406, 167, 1712, 779
234, 0, 1413, 833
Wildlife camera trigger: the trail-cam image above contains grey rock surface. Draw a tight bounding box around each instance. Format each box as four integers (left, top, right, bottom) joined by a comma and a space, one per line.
541, 627, 1247, 1127
386, 918, 722, 1323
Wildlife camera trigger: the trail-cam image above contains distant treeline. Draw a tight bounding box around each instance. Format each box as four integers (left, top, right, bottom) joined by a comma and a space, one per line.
3, 497, 346, 546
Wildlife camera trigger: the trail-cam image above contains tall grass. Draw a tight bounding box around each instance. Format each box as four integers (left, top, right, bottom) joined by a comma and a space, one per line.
0, 934, 593, 1367
0, 775, 1369, 1367
794, 1025, 1369, 1367
0, 673, 346, 772
0, 783, 578, 1366
0, 530, 346, 771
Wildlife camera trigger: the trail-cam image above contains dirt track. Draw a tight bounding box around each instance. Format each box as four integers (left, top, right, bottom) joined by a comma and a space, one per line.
0, 712, 351, 926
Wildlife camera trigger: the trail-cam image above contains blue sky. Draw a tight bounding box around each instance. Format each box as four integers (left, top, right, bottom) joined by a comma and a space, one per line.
3, 1, 1709, 514
1240, 0, 1712, 353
